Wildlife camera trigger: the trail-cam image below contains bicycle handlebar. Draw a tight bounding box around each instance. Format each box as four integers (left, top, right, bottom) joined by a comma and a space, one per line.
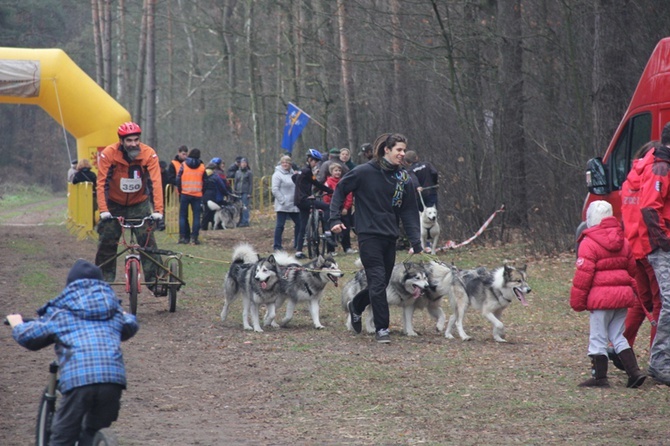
4, 316, 35, 326
113, 216, 154, 229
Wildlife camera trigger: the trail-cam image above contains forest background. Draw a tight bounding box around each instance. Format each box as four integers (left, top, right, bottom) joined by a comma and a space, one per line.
1, 0, 668, 253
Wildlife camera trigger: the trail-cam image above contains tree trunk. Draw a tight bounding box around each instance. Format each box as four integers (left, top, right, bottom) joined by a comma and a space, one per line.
497, 0, 528, 228
133, 0, 149, 123
337, 0, 356, 153
115, 0, 130, 105
101, 0, 112, 93
91, 0, 103, 86
145, 0, 157, 147
246, 0, 263, 173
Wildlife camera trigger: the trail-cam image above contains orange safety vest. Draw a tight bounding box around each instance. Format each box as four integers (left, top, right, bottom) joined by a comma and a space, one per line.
179, 163, 205, 197
171, 159, 182, 175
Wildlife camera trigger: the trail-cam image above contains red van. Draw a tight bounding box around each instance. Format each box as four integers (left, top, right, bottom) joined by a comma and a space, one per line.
580, 37, 670, 239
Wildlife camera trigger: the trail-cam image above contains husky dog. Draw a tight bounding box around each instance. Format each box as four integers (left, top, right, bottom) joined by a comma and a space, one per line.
420, 205, 440, 253
211, 200, 243, 229
274, 254, 343, 329
220, 243, 286, 332
419, 260, 460, 334
444, 264, 531, 342
341, 262, 431, 336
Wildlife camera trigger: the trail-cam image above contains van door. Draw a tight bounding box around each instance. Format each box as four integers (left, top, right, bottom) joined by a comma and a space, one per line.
609, 112, 652, 192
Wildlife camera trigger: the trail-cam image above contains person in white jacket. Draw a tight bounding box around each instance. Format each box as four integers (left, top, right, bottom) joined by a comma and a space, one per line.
272, 155, 300, 251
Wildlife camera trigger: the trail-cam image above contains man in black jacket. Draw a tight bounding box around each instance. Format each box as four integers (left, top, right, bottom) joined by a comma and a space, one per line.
330, 133, 422, 343
405, 150, 438, 211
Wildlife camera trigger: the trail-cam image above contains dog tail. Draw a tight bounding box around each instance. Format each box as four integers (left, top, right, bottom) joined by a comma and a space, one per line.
231, 243, 258, 264
272, 250, 299, 266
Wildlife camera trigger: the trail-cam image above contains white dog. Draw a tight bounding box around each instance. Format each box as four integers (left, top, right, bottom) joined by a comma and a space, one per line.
420, 205, 440, 253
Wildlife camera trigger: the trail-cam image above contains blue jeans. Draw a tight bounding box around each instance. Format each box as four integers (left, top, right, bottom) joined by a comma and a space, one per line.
239, 193, 250, 226
273, 212, 300, 251
179, 194, 202, 240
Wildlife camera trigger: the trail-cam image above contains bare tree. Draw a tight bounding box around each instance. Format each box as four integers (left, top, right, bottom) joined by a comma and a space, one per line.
144, 0, 157, 147
496, 0, 528, 228
337, 0, 356, 151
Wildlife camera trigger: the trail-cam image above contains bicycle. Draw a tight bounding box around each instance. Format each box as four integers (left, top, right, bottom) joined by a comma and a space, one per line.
304, 196, 336, 259
98, 216, 185, 315
5, 318, 119, 446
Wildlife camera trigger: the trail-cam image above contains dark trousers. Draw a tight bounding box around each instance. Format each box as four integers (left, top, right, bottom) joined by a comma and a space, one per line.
49, 383, 123, 446
179, 194, 202, 240
349, 236, 396, 331
273, 211, 300, 251
95, 200, 161, 284
339, 213, 354, 251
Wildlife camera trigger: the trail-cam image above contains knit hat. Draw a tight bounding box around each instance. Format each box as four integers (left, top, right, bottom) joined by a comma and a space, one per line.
329, 148, 341, 155
189, 148, 201, 159
71, 160, 78, 165
66, 259, 103, 285
240, 157, 248, 163
586, 200, 613, 228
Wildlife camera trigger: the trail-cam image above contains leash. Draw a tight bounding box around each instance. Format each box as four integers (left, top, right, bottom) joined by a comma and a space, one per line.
634, 292, 657, 327
437, 204, 505, 251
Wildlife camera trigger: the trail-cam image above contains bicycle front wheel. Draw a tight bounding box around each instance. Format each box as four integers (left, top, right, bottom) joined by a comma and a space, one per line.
167, 261, 179, 313
128, 260, 139, 315
306, 212, 321, 259
35, 388, 57, 446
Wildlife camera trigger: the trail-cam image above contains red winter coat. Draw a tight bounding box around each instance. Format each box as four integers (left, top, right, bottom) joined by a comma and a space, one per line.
570, 216, 638, 312
621, 150, 655, 259
639, 146, 670, 253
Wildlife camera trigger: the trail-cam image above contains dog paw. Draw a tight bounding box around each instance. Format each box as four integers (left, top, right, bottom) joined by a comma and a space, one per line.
461, 336, 472, 341
444, 333, 455, 339
494, 337, 507, 343
405, 331, 419, 337
253, 327, 264, 333
314, 324, 325, 329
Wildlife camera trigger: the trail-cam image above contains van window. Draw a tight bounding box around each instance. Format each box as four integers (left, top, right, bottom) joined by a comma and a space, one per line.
610, 112, 652, 190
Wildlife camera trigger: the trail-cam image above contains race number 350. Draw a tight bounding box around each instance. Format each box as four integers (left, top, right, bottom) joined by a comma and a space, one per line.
120, 178, 142, 193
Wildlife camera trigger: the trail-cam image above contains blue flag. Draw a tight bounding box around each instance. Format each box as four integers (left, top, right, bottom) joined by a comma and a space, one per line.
281, 102, 310, 153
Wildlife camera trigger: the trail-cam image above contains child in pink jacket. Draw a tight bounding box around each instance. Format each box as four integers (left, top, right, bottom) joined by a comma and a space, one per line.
570, 200, 646, 388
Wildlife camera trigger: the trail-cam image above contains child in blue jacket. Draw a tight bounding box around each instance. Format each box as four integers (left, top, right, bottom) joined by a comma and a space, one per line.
7, 259, 139, 445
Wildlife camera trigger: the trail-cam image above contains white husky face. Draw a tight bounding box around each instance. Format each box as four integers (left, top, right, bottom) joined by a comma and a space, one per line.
254, 258, 278, 290
421, 206, 438, 223
402, 265, 430, 299
503, 265, 531, 306
319, 256, 344, 287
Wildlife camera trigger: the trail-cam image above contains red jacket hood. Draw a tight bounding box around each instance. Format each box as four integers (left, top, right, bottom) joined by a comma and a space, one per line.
580, 216, 624, 252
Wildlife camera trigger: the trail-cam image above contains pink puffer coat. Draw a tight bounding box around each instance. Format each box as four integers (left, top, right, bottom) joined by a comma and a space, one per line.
570, 216, 638, 312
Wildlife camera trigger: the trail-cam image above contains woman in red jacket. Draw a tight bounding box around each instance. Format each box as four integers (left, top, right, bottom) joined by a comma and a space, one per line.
570, 200, 646, 388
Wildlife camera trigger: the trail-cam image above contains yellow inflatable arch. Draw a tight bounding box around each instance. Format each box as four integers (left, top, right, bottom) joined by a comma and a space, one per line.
0, 47, 131, 237
0, 47, 130, 161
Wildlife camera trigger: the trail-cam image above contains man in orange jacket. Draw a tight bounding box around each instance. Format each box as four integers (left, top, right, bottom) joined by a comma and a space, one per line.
176, 148, 206, 244
95, 122, 165, 296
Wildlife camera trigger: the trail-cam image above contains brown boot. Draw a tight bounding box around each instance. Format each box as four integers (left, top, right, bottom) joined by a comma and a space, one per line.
617, 348, 647, 388
579, 355, 610, 387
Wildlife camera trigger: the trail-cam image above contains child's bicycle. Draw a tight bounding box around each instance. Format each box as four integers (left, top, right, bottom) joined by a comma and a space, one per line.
305, 195, 337, 259
5, 318, 119, 446
98, 216, 185, 315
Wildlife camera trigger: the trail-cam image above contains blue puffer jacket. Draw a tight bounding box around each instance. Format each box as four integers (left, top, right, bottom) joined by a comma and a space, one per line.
12, 279, 139, 393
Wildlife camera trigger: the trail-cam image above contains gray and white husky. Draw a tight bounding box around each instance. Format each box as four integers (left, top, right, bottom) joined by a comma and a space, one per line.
209, 200, 242, 229
444, 264, 531, 342
220, 243, 286, 332
340, 262, 431, 336
274, 254, 343, 329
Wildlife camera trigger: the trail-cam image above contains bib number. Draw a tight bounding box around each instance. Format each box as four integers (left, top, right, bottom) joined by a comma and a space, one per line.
120, 177, 142, 193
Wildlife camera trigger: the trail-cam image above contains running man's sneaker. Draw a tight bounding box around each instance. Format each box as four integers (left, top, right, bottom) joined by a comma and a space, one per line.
345, 248, 358, 254
348, 301, 362, 334
375, 328, 391, 344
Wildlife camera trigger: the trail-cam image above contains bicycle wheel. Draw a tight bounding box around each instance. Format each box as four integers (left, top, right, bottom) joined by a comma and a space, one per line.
35, 388, 57, 446
92, 428, 119, 446
128, 260, 139, 315
167, 261, 179, 313
306, 212, 321, 259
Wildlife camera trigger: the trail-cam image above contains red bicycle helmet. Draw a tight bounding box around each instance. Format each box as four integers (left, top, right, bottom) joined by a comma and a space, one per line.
117, 122, 142, 137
